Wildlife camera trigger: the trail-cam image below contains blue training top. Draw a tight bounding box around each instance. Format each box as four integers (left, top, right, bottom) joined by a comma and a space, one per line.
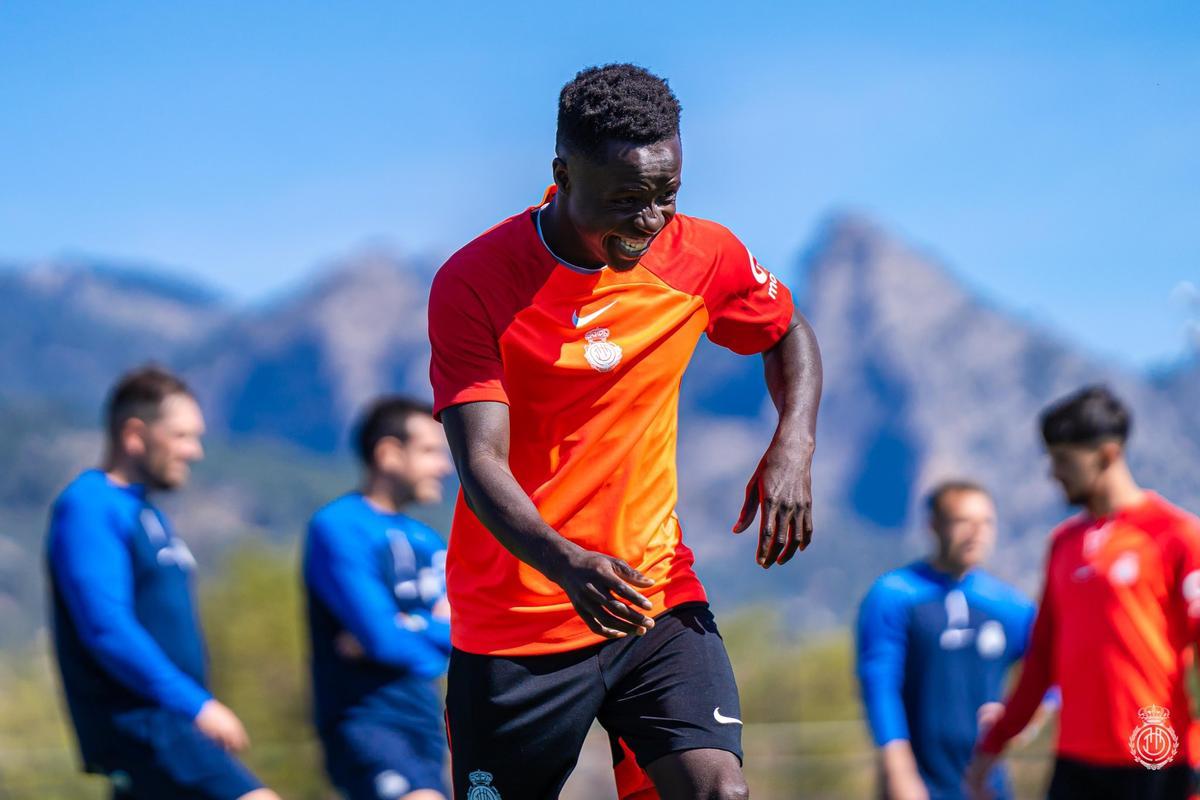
47, 470, 211, 767
303, 493, 450, 736
856, 561, 1036, 800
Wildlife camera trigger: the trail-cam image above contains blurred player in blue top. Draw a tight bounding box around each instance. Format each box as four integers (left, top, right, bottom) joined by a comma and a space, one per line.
304, 396, 455, 800
856, 481, 1044, 800
46, 365, 279, 800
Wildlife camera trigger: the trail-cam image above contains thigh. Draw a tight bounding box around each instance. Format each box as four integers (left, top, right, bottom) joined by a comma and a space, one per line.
324, 719, 448, 800
599, 603, 744, 771
445, 646, 606, 800
107, 710, 263, 800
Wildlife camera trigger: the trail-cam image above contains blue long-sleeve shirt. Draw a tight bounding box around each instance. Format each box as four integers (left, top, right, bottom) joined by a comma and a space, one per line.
47, 470, 211, 766
303, 493, 450, 734
856, 562, 1036, 800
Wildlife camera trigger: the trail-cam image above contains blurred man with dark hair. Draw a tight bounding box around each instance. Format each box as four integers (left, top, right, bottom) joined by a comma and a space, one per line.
857, 481, 1038, 800
967, 386, 1200, 799
303, 395, 454, 800
429, 63, 822, 799
47, 365, 278, 800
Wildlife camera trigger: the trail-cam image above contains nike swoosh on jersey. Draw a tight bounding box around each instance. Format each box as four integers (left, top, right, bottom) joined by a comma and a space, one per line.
572, 300, 618, 328
713, 707, 743, 725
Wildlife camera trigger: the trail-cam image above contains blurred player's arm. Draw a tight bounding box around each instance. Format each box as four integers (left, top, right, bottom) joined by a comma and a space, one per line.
306, 518, 446, 677
50, 500, 213, 718
732, 312, 823, 568
856, 582, 928, 800
51, 500, 249, 749
442, 401, 656, 639
965, 571, 1057, 798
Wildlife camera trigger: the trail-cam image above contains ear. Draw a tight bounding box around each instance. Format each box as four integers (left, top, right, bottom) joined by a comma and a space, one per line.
1099, 439, 1123, 469
120, 418, 148, 458
373, 436, 406, 471
552, 156, 570, 196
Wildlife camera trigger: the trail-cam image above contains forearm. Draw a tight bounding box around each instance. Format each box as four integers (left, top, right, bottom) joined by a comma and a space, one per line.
458, 450, 578, 578
763, 313, 822, 446
880, 740, 929, 800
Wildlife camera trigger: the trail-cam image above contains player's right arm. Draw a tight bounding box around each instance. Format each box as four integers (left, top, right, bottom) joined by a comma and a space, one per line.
48, 496, 213, 720
305, 516, 447, 678
965, 550, 1058, 798
856, 579, 928, 800
441, 401, 656, 638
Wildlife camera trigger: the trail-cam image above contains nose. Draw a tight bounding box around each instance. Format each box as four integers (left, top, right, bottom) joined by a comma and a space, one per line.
634, 203, 667, 235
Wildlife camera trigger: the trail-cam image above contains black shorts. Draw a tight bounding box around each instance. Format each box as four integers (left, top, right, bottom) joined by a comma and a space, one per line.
321, 718, 448, 800
445, 602, 742, 800
98, 708, 263, 800
1047, 757, 1195, 800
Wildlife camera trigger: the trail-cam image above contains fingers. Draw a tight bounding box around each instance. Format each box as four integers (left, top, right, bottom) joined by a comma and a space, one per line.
732, 476, 760, 533
580, 581, 654, 637
612, 559, 655, 590
756, 500, 783, 567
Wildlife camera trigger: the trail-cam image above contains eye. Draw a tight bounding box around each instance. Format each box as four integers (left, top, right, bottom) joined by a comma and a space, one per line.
658, 191, 677, 205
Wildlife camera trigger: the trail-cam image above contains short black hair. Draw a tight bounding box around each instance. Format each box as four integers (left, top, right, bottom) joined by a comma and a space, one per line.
925, 480, 991, 521
105, 364, 192, 443
354, 395, 434, 466
557, 63, 681, 161
1040, 385, 1132, 446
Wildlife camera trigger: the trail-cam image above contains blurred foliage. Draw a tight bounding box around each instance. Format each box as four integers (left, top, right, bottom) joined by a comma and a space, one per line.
0, 545, 1055, 799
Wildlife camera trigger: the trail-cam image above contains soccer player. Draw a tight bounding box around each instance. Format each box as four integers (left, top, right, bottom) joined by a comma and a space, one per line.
966, 386, 1200, 799
303, 396, 454, 800
427, 64, 822, 800
46, 366, 278, 800
857, 481, 1040, 800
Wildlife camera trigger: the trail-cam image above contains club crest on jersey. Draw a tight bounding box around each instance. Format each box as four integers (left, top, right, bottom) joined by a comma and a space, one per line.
467, 770, 501, 800
1129, 705, 1179, 770
583, 327, 622, 372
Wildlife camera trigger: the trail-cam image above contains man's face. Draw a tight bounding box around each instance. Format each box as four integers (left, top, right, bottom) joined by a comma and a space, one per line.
376, 415, 454, 505
932, 490, 997, 572
1047, 443, 1109, 506
128, 393, 206, 490
555, 135, 682, 271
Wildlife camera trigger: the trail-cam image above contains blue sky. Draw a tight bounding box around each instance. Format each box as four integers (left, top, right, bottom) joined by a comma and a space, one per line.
2, 2, 1197, 366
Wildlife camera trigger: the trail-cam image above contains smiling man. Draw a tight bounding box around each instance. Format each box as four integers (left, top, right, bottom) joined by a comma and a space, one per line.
428, 64, 823, 799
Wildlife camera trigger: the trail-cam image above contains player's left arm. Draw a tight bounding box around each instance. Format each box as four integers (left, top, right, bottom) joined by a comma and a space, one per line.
732, 312, 824, 567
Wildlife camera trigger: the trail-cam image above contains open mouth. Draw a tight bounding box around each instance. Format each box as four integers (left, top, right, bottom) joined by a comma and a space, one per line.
613, 236, 653, 259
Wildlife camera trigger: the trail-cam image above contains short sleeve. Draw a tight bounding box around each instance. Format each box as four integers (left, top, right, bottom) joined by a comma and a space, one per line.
703, 227, 794, 355
428, 264, 509, 420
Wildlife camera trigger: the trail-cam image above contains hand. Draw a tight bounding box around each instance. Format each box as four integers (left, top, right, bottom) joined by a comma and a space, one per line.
976, 702, 1004, 735
193, 699, 250, 752
335, 631, 366, 660
432, 596, 451, 621
963, 754, 998, 800
733, 439, 814, 567
548, 547, 656, 638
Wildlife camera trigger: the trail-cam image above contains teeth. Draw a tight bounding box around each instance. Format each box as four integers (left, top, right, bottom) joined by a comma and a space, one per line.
616, 238, 650, 255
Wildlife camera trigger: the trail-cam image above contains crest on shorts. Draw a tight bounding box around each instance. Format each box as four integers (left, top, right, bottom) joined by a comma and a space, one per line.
467, 770, 502, 800
583, 327, 622, 373
1128, 705, 1179, 769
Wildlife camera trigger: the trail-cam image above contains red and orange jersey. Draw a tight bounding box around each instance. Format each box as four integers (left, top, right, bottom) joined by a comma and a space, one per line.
428, 187, 793, 656
979, 492, 1200, 766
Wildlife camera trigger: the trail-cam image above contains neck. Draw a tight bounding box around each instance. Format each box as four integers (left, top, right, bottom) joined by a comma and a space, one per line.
928, 555, 970, 581
1086, 463, 1144, 517
539, 197, 604, 270
359, 475, 410, 515
102, 454, 141, 489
